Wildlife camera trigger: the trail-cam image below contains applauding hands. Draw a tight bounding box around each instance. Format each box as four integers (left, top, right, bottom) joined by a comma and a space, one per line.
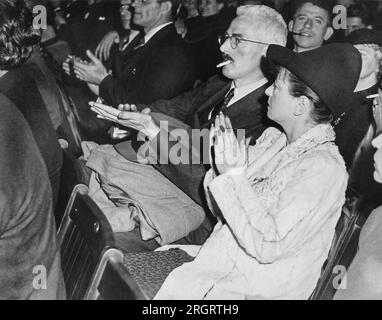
210, 113, 247, 175
90, 102, 160, 139
63, 50, 109, 85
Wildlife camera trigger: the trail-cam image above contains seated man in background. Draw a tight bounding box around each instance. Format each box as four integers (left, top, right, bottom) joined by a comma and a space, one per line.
67, 0, 198, 107
288, 0, 334, 52
186, 0, 234, 81
56, 0, 122, 143
0, 93, 65, 300
180, 0, 200, 39
86, 5, 288, 251
345, 3, 373, 37
336, 29, 382, 169
95, 0, 141, 74
334, 91, 382, 300
337, 29, 382, 206
54, 0, 122, 61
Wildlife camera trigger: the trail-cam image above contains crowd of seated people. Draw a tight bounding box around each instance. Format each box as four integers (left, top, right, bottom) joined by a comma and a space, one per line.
1, 0, 382, 300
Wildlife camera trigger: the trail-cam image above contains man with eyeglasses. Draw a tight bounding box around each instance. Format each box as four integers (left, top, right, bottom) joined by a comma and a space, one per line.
288, 0, 334, 52
83, 5, 288, 252
67, 0, 198, 107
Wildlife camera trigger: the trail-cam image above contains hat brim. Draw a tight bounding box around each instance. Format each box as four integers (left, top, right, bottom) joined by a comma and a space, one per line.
266, 44, 362, 120
267, 46, 324, 103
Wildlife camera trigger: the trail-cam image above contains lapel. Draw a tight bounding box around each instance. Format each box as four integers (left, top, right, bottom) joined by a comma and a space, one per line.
140, 24, 177, 53
225, 84, 267, 116
120, 24, 178, 76
199, 83, 268, 129
193, 83, 231, 128
124, 24, 177, 61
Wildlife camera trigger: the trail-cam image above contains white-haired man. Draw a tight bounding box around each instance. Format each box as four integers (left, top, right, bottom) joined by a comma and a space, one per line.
85, 5, 288, 251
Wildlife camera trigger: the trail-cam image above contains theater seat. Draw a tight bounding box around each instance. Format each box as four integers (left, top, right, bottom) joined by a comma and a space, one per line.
87, 248, 194, 300
55, 149, 89, 227
310, 187, 374, 300
57, 184, 115, 300
86, 248, 148, 300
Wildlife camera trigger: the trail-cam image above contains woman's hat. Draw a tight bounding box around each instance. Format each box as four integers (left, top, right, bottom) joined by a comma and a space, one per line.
266, 43, 362, 119
345, 29, 382, 46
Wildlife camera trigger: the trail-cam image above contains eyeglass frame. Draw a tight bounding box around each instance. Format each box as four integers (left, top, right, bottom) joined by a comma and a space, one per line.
218, 33, 269, 49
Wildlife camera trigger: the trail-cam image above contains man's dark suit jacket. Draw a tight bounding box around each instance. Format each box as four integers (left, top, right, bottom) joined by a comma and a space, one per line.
0, 65, 63, 205
0, 94, 64, 299
115, 75, 269, 206
99, 24, 198, 106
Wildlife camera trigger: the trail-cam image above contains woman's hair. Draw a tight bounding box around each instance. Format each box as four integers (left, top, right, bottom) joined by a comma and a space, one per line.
0, 0, 41, 70
279, 67, 334, 124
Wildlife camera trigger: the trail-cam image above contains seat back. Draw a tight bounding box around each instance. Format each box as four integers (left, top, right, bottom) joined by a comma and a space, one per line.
55, 149, 88, 227
38, 44, 83, 155
55, 80, 83, 154
86, 248, 148, 300
311, 187, 374, 299
58, 184, 115, 300
87, 248, 194, 300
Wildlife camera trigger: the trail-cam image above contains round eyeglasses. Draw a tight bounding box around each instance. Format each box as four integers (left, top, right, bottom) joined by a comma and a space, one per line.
218, 33, 269, 49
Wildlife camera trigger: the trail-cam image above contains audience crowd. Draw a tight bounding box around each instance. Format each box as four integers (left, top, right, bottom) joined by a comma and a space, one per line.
1, 0, 382, 300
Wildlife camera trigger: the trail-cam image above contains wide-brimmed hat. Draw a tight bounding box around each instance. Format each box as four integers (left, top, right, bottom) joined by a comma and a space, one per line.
345, 29, 382, 46
266, 43, 362, 119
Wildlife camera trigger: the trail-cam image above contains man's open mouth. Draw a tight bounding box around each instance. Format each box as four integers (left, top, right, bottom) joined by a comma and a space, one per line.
299, 31, 312, 37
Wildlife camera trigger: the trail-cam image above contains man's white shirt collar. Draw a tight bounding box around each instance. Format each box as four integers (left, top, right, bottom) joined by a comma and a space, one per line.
227, 78, 268, 108
144, 22, 173, 44
121, 29, 141, 51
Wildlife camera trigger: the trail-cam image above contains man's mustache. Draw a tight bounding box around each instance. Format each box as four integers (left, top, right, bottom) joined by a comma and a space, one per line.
221, 53, 233, 62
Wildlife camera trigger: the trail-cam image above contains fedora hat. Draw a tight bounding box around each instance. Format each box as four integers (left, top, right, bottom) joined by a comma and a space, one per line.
266, 43, 362, 119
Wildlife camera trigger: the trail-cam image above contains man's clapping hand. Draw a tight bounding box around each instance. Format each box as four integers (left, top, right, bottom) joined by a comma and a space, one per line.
90, 102, 160, 139
63, 50, 109, 85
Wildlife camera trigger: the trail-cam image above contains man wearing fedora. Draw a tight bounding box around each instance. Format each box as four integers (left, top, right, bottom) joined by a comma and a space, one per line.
288, 0, 334, 52
84, 5, 288, 252
339, 29, 382, 206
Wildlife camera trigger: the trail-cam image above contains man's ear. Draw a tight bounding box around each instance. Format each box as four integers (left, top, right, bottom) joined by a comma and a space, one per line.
293, 96, 310, 117
324, 26, 334, 41
288, 20, 294, 32
160, 1, 172, 16
217, 3, 224, 11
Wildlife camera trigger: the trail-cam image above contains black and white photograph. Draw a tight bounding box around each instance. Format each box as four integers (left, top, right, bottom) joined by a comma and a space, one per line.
0, 0, 382, 305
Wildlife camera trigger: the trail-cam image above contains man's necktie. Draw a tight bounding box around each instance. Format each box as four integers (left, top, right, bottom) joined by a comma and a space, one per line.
130, 31, 145, 49
210, 88, 235, 120
119, 30, 131, 51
